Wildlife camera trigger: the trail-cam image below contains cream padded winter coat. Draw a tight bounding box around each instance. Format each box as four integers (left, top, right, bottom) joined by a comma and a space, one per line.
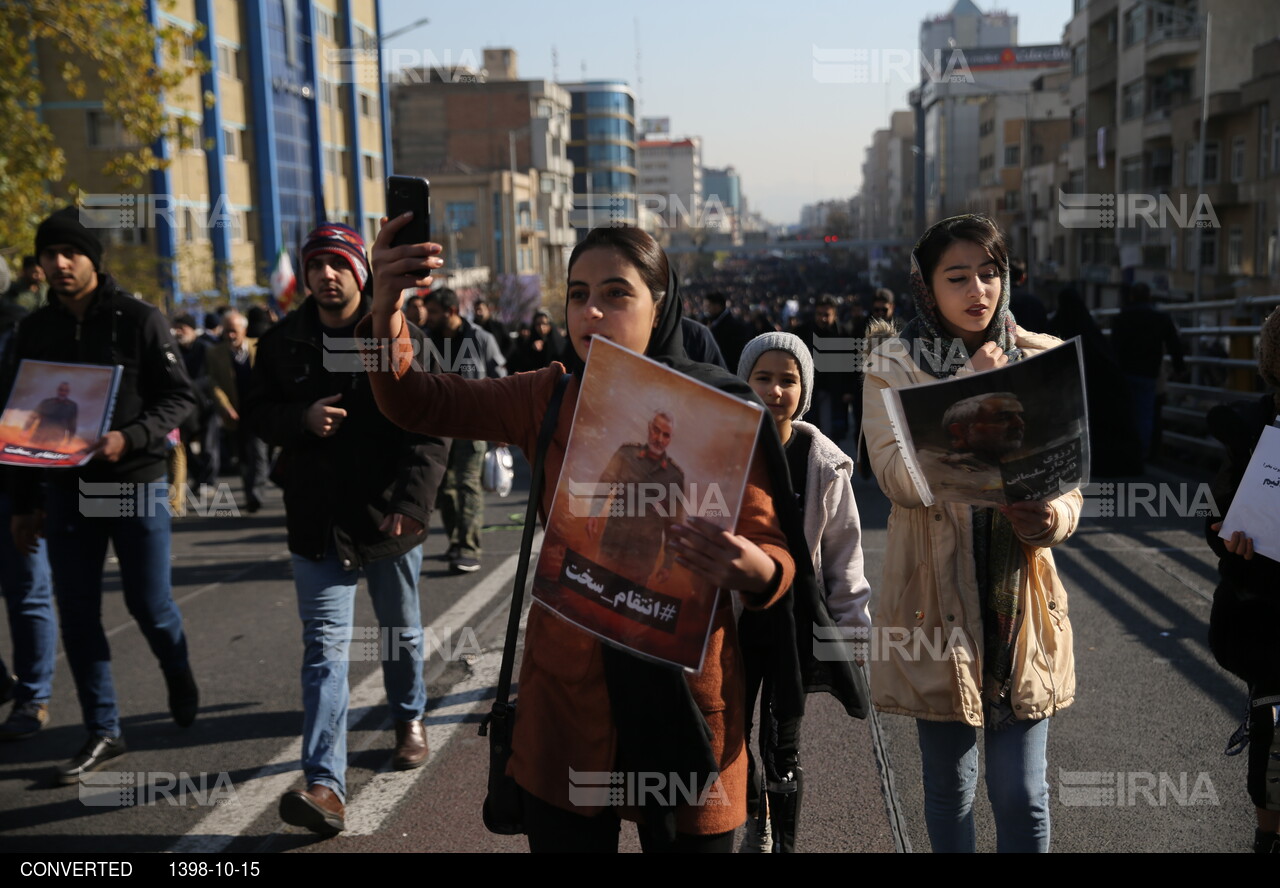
862, 329, 1080, 725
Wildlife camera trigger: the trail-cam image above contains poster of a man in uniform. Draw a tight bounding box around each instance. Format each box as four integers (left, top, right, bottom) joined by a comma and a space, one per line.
534, 337, 763, 671
883, 338, 1089, 507
0, 360, 121, 467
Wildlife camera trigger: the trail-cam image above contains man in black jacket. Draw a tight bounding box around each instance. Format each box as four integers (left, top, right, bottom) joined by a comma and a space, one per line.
3, 207, 199, 783
244, 223, 448, 837
703, 290, 751, 373
1112, 281, 1186, 458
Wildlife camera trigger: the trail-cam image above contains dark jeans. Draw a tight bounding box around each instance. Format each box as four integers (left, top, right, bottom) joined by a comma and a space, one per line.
521, 788, 734, 853
237, 427, 268, 510
44, 483, 190, 737
186, 412, 221, 489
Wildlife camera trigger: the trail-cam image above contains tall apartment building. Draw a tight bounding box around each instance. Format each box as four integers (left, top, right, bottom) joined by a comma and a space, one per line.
703, 166, 742, 233
915, 42, 1070, 227
637, 137, 703, 240
969, 71, 1072, 269
1062, 0, 1280, 305
920, 0, 1016, 61
859, 111, 917, 242
34, 0, 390, 304
563, 81, 640, 230
389, 48, 575, 299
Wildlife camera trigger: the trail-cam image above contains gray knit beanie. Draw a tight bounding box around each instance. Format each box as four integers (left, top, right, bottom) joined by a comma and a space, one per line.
737, 332, 814, 420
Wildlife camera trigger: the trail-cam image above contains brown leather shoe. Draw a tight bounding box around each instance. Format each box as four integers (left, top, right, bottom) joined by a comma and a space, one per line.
279, 784, 345, 836
392, 718, 428, 770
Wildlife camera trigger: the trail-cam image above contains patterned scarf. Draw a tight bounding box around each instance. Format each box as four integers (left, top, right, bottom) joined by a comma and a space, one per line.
904, 214, 1025, 713
901, 214, 1022, 380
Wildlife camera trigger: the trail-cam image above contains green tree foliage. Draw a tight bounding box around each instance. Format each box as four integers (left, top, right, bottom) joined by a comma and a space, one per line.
0, 0, 200, 261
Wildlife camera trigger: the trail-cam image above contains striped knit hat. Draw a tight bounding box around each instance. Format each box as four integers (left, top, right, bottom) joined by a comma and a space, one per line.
302, 222, 370, 291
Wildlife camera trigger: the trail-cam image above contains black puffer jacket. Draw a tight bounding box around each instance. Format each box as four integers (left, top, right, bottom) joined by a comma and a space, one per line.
1205, 393, 1280, 683
244, 296, 449, 567
2, 274, 195, 512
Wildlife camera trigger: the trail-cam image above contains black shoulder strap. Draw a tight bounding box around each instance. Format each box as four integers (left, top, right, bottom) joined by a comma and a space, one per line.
492, 372, 571, 708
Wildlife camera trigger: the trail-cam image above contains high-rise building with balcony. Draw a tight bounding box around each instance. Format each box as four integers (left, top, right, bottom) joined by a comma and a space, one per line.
390, 48, 575, 303
1063, 0, 1280, 303
31, 0, 391, 305
637, 137, 703, 238
563, 81, 639, 230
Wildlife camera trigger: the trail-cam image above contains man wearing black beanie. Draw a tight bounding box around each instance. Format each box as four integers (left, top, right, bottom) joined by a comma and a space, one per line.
1, 206, 200, 783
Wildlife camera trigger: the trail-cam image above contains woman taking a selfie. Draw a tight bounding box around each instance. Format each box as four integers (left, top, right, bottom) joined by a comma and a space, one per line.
861, 214, 1081, 853
364, 217, 803, 853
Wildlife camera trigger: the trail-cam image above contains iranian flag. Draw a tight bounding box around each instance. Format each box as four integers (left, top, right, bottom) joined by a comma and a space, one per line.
270, 246, 296, 313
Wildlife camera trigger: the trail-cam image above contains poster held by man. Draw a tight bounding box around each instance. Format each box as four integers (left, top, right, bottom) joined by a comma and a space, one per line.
0, 359, 121, 467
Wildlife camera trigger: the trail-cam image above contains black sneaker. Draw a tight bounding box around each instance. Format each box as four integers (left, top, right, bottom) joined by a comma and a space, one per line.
56, 735, 126, 785
165, 667, 199, 728
1255, 829, 1280, 854
450, 555, 481, 574
443, 544, 461, 562
0, 701, 49, 740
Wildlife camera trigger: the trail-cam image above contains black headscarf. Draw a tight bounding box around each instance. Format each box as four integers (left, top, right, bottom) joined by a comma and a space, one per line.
563, 249, 868, 842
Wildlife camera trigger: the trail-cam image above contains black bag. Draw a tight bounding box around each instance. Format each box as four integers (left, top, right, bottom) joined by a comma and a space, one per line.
479, 373, 570, 835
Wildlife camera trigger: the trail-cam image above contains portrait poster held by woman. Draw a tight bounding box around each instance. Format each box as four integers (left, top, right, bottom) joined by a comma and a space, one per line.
363, 217, 864, 852
862, 214, 1081, 853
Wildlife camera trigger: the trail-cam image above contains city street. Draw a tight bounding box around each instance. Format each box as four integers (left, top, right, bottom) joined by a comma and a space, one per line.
0, 448, 1254, 854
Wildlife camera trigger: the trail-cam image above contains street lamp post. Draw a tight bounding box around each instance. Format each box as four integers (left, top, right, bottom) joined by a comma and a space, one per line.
1193, 12, 1211, 306
380, 16, 430, 44
508, 125, 532, 280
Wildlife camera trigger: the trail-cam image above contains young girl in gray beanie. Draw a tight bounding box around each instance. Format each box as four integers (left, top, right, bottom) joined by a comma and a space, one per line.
735, 332, 871, 852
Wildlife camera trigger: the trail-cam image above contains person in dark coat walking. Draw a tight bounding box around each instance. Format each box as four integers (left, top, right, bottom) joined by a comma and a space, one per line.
244, 222, 449, 836
1205, 308, 1280, 854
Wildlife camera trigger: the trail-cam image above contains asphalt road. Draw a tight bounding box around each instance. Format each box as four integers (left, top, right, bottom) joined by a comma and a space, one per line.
0, 452, 1255, 854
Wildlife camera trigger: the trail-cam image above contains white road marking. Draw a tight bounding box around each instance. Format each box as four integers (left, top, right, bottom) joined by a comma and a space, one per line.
168, 537, 536, 852
342, 648, 503, 836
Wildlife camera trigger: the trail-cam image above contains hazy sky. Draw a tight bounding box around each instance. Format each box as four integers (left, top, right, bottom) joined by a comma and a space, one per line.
380, 0, 1072, 226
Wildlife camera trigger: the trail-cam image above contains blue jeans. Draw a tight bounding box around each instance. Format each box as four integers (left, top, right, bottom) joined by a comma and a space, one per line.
0, 492, 55, 705
44, 483, 190, 737
291, 546, 425, 801
916, 717, 1051, 853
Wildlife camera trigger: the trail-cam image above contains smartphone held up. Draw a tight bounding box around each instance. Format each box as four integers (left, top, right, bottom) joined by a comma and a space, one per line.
386, 175, 431, 248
